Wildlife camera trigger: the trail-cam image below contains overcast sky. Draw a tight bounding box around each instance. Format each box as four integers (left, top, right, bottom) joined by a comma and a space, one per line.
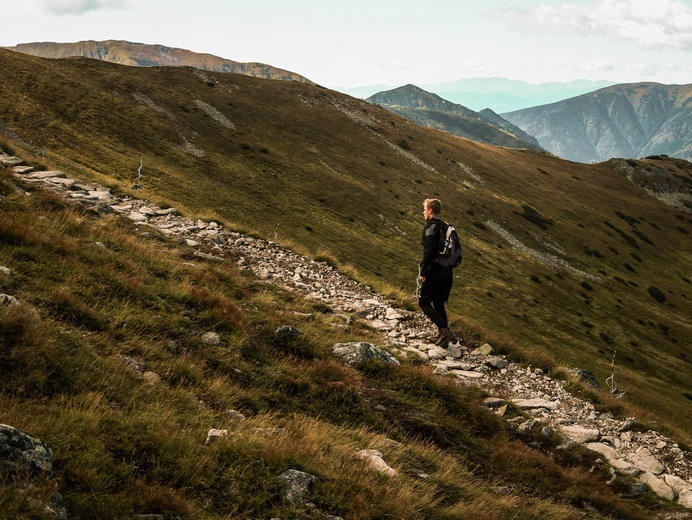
2, 0, 691, 88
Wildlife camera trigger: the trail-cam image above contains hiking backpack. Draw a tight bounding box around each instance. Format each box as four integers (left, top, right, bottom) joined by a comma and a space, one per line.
435, 221, 462, 268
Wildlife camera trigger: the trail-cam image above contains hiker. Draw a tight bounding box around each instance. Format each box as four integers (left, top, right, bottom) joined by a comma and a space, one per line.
418, 198, 457, 347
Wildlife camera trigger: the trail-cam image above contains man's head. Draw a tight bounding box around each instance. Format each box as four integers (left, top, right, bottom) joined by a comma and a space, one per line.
423, 198, 441, 220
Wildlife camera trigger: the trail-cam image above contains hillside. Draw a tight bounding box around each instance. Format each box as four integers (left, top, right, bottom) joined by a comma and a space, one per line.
0, 48, 690, 451
5, 150, 692, 518
367, 84, 544, 152
7, 39, 313, 83
502, 83, 692, 163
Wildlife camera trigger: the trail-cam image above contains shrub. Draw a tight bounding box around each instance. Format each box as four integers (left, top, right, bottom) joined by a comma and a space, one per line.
521, 205, 552, 230
647, 286, 666, 303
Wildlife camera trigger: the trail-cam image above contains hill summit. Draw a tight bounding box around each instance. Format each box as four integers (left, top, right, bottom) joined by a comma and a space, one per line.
7, 39, 313, 83
367, 84, 544, 152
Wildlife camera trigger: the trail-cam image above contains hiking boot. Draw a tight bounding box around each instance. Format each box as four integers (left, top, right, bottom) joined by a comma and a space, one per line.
428, 330, 443, 344
434, 328, 457, 348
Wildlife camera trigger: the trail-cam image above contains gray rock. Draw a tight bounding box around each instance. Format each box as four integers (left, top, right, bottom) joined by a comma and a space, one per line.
586, 442, 620, 462
629, 447, 665, 475
25, 171, 65, 179
663, 473, 692, 496
513, 398, 559, 410
128, 211, 148, 222
356, 449, 397, 477
450, 370, 484, 380
679, 488, 692, 508
639, 471, 675, 501
0, 266, 11, 276
205, 429, 228, 445
332, 342, 399, 365
471, 343, 494, 356
560, 425, 600, 443
201, 332, 221, 346
572, 368, 600, 389
0, 293, 19, 306
0, 424, 53, 478
276, 469, 317, 504
1, 155, 24, 166
485, 356, 509, 370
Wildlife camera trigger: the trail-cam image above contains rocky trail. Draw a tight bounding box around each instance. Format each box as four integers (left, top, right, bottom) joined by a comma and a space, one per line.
2, 151, 691, 514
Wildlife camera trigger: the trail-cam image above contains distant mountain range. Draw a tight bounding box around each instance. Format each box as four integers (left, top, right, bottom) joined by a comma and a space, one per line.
366, 84, 543, 152
502, 82, 692, 163
6, 40, 313, 83
340, 78, 616, 112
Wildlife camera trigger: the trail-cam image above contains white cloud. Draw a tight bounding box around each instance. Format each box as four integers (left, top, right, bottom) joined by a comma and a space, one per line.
39, 0, 129, 16
503, 0, 692, 49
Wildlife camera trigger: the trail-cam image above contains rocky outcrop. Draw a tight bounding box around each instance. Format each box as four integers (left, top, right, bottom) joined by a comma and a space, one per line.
0, 424, 66, 518
6, 150, 692, 509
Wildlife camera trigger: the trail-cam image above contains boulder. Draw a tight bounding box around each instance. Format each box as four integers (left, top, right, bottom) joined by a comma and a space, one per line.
0, 266, 11, 276
629, 447, 665, 475
0, 424, 54, 479
356, 449, 397, 477
332, 342, 399, 365
586, 442, 620, 462
663, 474, 692, 496
679, 489, 692, 508
276, 469, 317, 504
639, 471, 675, 501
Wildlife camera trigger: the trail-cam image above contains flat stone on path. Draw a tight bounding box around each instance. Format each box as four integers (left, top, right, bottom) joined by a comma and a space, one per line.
586, 442, 620, 462
559, 425, 600, 443
629, 447, 665, 475
513, 398, 559, 410
639, 472, 675, 501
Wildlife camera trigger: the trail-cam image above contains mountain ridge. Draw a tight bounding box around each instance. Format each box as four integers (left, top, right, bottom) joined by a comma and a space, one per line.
6, 39, 313, 83
502, 82, 692, 163
366, 84, 544, 152
339, 78, 617, 112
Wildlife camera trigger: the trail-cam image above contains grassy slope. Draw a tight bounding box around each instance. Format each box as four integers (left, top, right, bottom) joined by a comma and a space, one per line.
0, 171, 663, 519
0, 49, 690, 440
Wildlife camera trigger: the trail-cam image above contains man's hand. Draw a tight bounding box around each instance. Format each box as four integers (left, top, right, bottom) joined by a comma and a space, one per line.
418, 275, 426, 282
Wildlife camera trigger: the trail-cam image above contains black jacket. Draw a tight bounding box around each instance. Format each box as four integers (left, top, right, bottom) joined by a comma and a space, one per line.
420, 217, 443, 276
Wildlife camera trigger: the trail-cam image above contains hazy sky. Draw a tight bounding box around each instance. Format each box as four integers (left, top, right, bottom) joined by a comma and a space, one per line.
2, 0, 691, 87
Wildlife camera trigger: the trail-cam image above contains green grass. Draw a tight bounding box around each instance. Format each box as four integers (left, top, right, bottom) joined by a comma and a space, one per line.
0, 170, 676, 518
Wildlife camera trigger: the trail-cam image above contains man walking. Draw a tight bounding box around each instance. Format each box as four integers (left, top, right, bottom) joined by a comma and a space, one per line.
418, 198, 457, 347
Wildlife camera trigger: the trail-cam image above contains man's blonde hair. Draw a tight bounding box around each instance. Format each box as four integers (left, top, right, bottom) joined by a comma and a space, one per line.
424, 198, 442, 215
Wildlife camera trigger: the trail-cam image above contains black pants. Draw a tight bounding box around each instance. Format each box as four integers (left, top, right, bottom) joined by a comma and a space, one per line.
418, 268, 453, 330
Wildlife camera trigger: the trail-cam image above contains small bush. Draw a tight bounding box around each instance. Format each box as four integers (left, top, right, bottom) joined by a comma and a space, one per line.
647, 286, 666, 303
520, 205, 552, 230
